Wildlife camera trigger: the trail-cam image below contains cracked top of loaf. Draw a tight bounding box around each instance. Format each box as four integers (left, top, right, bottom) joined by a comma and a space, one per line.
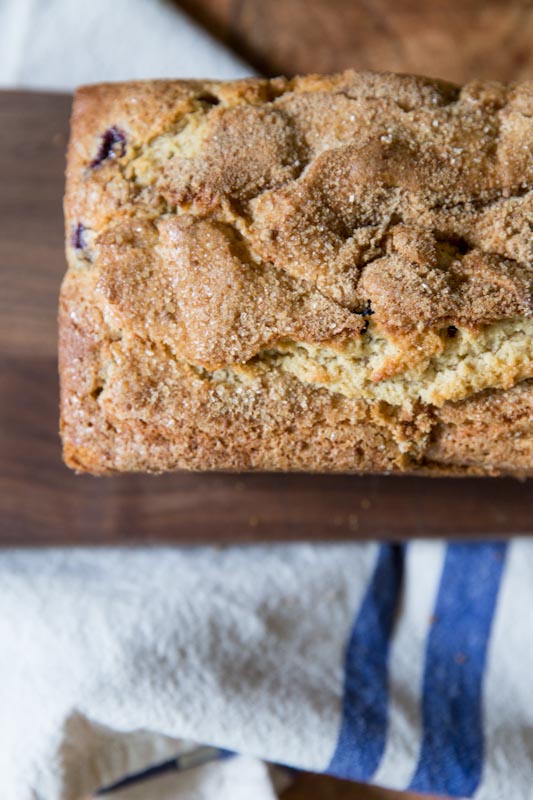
60, 71, 533, 474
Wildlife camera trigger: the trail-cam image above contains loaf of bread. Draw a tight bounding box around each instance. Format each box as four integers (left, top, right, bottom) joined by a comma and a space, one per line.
60, 71, 533, 476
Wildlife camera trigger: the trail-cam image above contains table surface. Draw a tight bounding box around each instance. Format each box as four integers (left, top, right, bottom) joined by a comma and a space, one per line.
177, 0, 533, 85
282, 773, 441, 800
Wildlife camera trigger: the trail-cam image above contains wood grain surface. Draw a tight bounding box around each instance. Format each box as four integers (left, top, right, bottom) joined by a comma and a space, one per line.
177, 0, 533, 84
281, 773, 440, 800
1, 89, 533, 544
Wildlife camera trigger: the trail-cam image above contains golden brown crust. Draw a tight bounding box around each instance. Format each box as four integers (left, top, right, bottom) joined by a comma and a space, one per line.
60, 71, 533, 475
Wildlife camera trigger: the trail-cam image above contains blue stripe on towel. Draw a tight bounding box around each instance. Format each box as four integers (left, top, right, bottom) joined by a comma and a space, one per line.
96, 748, 234, 795
328, 543, 404, 780
409, 542, 507, 797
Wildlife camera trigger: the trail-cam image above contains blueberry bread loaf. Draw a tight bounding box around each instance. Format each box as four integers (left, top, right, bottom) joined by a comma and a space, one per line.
60, 71, 533, 476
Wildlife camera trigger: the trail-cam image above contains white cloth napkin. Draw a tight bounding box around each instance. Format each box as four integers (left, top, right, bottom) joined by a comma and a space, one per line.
2, 3, 533, 799
2, 542, 533, 800
0, 0, 253, 89
1, 544, 376, 799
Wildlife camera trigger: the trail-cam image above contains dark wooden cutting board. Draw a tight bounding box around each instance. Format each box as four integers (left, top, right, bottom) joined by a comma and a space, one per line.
1, 89, 532, 544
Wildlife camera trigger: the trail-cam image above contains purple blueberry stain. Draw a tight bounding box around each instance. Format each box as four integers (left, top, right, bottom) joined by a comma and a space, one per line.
90, 126, 126, 168
354, 299, 375, 334
71, 222, 86, 250
354, 299, 375, 319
